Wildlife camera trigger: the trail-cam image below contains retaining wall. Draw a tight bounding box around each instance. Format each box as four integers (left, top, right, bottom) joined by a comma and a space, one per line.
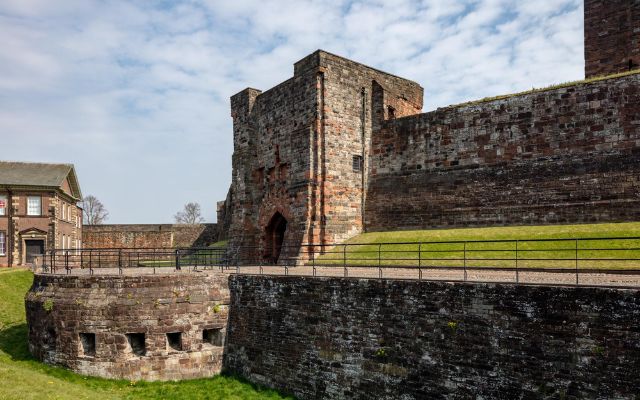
224, 275, 640, 399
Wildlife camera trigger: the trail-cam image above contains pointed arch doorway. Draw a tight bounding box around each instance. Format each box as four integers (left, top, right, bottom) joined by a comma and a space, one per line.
265, 212, 287, 263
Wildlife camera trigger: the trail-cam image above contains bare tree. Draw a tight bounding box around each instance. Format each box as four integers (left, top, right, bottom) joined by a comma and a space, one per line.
82, 195, 109, 225
174, 202, 204, 224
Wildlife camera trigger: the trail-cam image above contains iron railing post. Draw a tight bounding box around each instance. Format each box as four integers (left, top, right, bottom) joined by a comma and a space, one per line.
343, 244, 347, 278
575, 239, 579, 286
65, 250, 70, 274
378, 244, 382, 279
175, 249, 180, 271
515, 240, 519, 283
418, 243, 422, 280
463, 242, 467, 281
312, 246, 316, 277
118, 249, 122, 275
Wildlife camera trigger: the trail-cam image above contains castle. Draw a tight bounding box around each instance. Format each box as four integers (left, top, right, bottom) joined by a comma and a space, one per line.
24, 1, 640, 394
221, 0, 640, 263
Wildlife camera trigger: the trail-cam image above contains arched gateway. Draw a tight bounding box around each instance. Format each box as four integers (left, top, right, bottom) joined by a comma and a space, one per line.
264, 212, 287, 263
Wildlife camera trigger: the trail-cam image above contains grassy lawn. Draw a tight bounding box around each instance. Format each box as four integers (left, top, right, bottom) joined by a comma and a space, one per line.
312, 222, 640, 270
0, 269, 291, 400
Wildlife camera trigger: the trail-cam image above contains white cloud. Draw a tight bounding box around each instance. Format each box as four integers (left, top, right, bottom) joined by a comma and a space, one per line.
0, 0, 584, 223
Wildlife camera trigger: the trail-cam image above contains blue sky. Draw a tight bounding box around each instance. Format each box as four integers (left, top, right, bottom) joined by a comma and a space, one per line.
0, 0, 584, 223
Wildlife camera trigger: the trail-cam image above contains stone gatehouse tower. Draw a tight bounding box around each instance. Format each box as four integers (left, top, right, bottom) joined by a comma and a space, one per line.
228, 51, 423, 261
225, 0, 640, 263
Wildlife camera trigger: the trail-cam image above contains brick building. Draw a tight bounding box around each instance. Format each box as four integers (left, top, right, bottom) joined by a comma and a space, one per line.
0, 162, 83, 267
222, 0, 640, 264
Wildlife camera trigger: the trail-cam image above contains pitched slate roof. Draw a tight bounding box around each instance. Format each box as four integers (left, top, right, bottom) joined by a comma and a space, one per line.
0, 161, 82, 200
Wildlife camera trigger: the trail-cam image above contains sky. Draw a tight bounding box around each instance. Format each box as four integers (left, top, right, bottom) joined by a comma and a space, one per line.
0, 0, 584, 223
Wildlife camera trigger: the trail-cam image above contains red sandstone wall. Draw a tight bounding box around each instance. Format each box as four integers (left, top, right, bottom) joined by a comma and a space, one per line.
228, 51, 423, 261
366, 73, 640, 231
314, 52, 422, 245
82, 224, 218, 249
26, 273, 229, 381
585, 0, 640, 78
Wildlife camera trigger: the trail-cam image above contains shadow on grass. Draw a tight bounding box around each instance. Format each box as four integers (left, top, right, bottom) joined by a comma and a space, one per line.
0, 323, 33, 361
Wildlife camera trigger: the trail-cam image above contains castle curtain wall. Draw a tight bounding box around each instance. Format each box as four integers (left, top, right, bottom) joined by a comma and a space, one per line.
366, 73, 640, 231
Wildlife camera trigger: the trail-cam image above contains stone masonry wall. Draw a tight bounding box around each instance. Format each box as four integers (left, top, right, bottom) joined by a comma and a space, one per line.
83, 224, 218, 249
224, 275, 640, 400
366, 72, 640, 231
312, 52, 422, 245
585, 0, 640, 78
26, 272, 229, 381
228, 50, 422, 262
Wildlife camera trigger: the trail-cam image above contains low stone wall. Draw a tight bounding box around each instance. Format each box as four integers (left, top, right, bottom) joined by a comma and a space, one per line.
26, 272, 229, 381
82, 224, 218, 249
224, 276, 640, 399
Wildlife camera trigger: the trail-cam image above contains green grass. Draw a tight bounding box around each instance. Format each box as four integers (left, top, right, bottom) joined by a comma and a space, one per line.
0, 269, 292, 400
312, 222, 640, 270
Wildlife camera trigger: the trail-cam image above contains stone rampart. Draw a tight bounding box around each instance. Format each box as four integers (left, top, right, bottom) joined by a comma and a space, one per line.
224, 275, 640, 399
366, 72, 640, 231
25, 272, 229, 381
82, 223, 218, 249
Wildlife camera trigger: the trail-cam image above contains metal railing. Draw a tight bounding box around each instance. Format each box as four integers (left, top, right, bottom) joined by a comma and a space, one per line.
40, 247, 228, 275
38, 236, 640, 286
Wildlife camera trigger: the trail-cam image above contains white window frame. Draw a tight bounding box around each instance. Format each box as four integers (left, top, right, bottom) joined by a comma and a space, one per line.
62, 203, 66, 220
0, 231, 5, 256
0, 195, 6, 216
27, 196, 41, 216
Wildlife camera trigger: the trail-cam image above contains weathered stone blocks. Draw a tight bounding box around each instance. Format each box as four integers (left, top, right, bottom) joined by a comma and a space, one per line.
26, 272, 229, 381
366, 73, 640, 231
224, 275, 640, 399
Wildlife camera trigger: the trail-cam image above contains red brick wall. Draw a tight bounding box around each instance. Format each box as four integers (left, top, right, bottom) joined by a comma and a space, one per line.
0, 190, 82, 267
585, 0, 640, 78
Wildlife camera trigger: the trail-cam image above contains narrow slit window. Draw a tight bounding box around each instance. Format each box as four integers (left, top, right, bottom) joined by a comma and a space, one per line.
203, 328, 224, 347
352, 155, 363, 172
387, 105, 396, 119
79, 333, 96, 357
126, 333, 146, 356
167, 332, 182, 351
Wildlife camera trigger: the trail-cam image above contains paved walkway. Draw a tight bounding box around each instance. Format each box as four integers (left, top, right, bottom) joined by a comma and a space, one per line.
35, 264, 640, 288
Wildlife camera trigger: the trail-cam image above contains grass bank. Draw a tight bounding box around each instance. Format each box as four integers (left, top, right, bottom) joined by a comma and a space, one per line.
0, 270, 291, 400
313, 222, 640, 270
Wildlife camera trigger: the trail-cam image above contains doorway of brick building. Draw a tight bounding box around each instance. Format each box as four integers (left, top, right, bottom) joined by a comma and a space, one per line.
265, 212, 287, 264
25, 239, 45, 265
